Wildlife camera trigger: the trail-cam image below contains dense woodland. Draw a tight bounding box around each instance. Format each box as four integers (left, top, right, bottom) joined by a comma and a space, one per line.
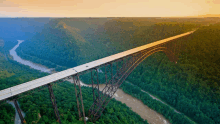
1, 18, 220, 123
122, 23, 220, 124
16, 18, 205, 69
0, 21, 147, 123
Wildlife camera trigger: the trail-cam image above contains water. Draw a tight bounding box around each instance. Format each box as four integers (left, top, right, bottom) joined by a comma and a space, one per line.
9, 40, 52, 73
96, 84, 170, 124
66, 77, 170, 124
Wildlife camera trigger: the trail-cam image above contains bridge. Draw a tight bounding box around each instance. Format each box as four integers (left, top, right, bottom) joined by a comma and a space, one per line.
0, 30, 195, 124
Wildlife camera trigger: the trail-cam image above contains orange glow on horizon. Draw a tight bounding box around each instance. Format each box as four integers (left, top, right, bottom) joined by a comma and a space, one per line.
0, 0, 219, 17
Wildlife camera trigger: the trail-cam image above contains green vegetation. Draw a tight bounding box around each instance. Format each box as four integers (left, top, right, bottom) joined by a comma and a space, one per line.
0, 40, 47, 90
16, 18, 205, 69
120, 82, 195, 124
0, 29, 148, 123
0, 103, 15, 124
19, 82, 147, 124
15, 18, 220, 124
125, 23, 220, 124
0, 40, 47, 123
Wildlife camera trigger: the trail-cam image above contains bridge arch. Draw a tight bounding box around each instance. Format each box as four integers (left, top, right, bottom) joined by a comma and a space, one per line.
89, 46, 179, 122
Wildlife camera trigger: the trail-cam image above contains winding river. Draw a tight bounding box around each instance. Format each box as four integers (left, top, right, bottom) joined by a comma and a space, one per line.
9, 40, 52, 73
10, 40, 170, 124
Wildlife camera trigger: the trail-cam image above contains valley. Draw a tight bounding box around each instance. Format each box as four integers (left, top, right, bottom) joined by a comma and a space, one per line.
0, 17, 220, 124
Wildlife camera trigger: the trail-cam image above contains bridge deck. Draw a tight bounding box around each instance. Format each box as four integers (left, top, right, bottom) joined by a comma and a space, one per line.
0, 30, 195, 101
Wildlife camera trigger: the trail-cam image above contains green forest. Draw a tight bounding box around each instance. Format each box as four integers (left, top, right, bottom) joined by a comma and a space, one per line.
0, 36, 148, 123
122, 23, 220, 124
1, 17, 220, 123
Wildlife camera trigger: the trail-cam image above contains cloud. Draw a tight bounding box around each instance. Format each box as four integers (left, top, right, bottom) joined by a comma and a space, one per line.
0, 0, 84, 8
0, 1, 20, 7
212, 0, 220, 4
0, 0, 218, 17
206, 0, 220, 4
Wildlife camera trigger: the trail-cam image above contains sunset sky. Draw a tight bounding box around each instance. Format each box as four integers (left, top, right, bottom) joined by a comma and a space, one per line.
0, 0, 219, 17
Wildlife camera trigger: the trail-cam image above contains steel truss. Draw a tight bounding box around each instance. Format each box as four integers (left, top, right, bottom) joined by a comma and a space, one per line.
48, 83, 62, 124
88, 42, 179, 122
13, 99, 26, 124
72, 75, 87, 124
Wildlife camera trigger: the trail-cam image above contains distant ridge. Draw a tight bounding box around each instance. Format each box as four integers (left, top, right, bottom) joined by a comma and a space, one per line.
197, 14, 220, 17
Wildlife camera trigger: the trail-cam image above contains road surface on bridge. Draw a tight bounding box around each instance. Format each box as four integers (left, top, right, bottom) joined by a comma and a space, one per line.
0, 30, 195, 101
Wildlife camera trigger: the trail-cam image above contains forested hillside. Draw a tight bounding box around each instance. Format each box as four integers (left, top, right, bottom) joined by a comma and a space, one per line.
124, 23, 220, 124
16, 18, 111, 69
0, 37, 148, 123
14, 17, 220, 124
17, 17, 210, 70
1, 18, 220, 124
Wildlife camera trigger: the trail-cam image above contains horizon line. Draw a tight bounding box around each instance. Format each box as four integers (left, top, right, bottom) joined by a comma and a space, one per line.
0, 16, 219, 18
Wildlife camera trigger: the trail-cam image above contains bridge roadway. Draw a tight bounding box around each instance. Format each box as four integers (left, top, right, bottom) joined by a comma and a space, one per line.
0, 30, 195, 101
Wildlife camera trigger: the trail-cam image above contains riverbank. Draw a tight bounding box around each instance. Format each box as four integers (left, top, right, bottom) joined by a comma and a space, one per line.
66, 77, 170, 124
9, 40, 52, 73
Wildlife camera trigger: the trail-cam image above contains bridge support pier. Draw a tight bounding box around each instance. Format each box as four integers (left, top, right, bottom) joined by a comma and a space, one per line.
88, 68, 101, 120
88, 55, 139, 122
48, 84, 62, 124
73, 75, 86, 124
13, 99, 26, 124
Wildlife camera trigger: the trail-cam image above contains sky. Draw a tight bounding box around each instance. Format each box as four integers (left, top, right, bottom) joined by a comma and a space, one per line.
0, 0, 219, 17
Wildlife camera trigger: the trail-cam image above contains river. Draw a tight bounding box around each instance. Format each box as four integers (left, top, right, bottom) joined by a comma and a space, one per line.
9, 40, 52, 73
10, 40, 170, 124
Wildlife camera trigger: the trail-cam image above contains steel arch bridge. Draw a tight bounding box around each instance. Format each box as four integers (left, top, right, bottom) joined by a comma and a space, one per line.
0, 30, 195, 124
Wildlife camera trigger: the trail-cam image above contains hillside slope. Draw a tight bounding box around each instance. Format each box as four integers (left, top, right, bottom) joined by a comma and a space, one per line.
17, 18, 204, 70
12, 18, 220, 124
125, 23, 220, 124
